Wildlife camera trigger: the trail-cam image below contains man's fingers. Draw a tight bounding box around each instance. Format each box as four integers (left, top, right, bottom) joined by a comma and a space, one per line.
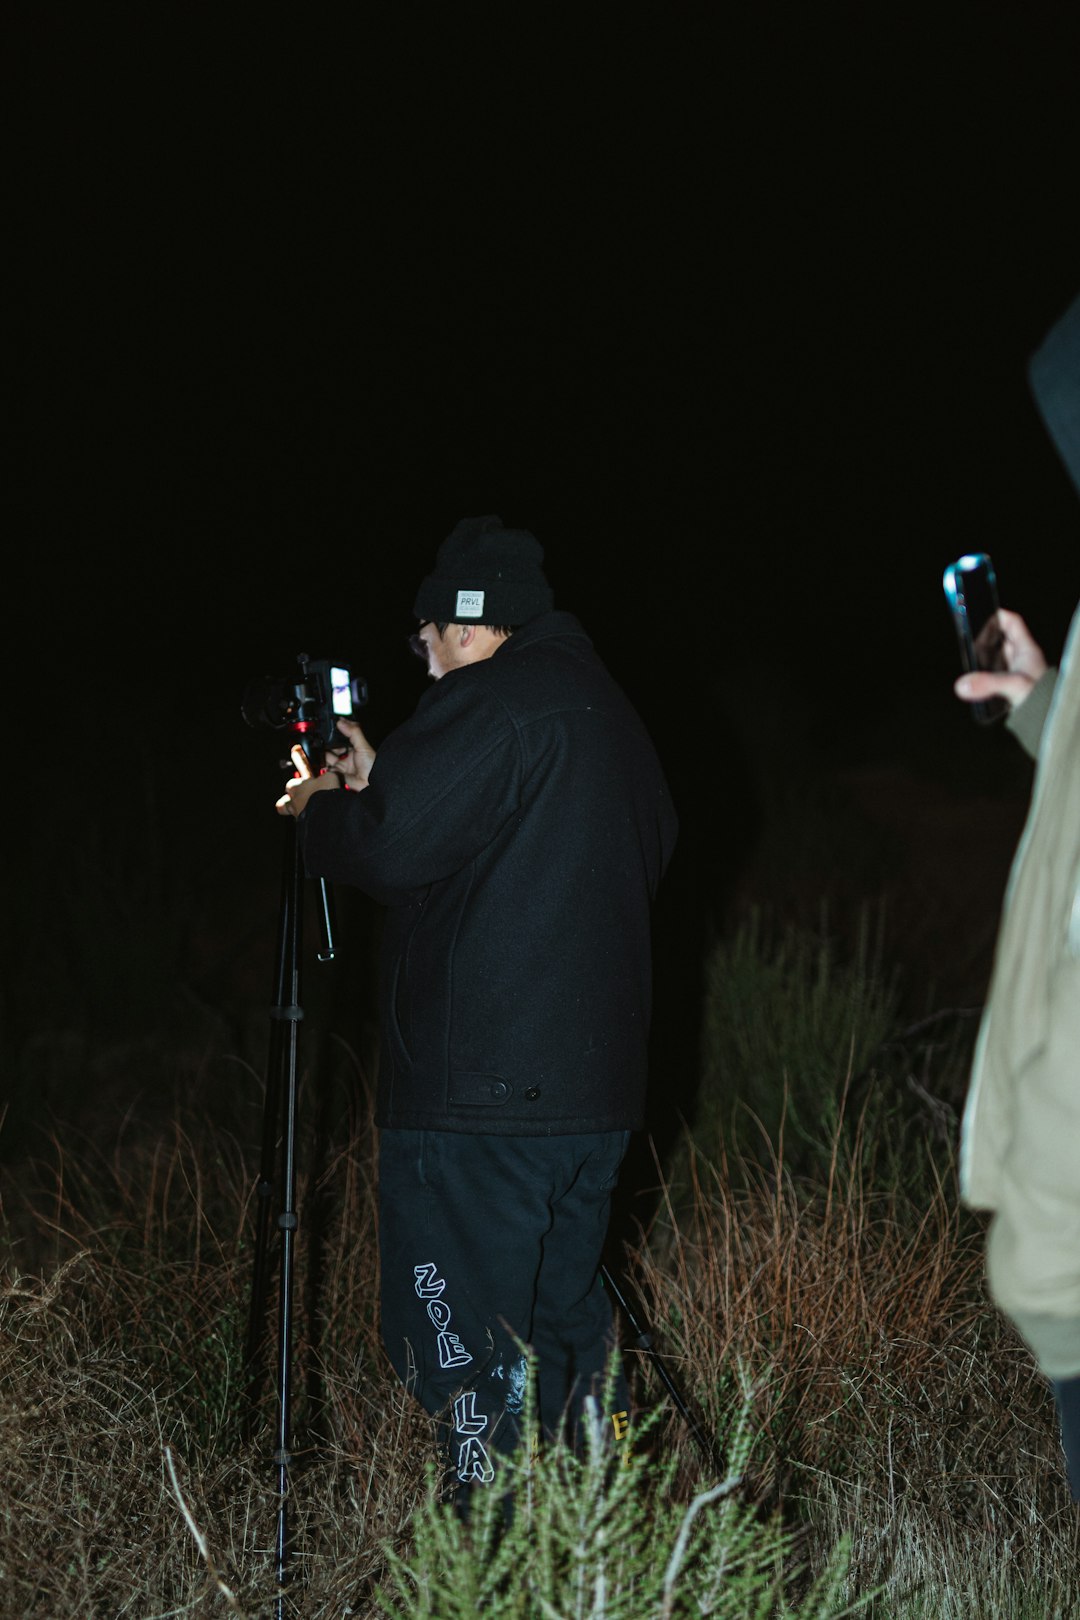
276, 774, 315, 817
996, 610, 1049, 683
995, 608, 1028, 639
273, 750, 349, 818
955, 671, 1033, 709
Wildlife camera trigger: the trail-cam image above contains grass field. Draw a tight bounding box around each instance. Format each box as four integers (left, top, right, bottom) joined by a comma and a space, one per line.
3, 731, 1075, 1616
3, 905, 1077, 1617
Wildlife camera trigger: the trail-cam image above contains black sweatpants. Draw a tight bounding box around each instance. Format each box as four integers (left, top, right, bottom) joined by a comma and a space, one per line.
1052, 1377, 1080, 1502
378, 1128, 631, 1495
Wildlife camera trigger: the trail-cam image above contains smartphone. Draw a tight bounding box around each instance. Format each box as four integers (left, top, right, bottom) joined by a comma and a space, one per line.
942, 553, 1007, 725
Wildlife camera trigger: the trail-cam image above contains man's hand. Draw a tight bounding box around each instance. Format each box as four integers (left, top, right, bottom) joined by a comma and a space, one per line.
955, 608, 1049, 712
275, 744, 347, 818
325, 716, 377, 788
275, 720, 378, 818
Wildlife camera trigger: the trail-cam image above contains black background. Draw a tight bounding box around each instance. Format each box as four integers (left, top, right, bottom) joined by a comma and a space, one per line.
5, 6, 1080, 1106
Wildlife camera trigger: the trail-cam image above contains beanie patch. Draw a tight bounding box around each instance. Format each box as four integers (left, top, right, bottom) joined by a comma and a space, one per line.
456, 588, 485, 619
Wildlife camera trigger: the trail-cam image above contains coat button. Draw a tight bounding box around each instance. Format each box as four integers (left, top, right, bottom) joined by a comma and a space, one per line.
525, 1086, 540, 1101
490, 1080, 509, 1102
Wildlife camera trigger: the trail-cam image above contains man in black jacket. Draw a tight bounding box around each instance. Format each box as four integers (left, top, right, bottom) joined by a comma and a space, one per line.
280, 516, 678, 1500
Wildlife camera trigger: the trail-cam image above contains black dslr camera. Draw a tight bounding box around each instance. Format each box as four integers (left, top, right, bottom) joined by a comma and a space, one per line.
242, 654, 368, 756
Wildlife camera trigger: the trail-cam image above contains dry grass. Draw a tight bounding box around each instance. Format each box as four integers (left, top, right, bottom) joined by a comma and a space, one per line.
0, 1071, 436, 1617
1, 1049, 1078, 1616
632, 1111, 1080, 1611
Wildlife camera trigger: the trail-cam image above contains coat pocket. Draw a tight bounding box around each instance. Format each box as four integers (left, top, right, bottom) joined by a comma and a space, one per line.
446, 1072, 514, 1107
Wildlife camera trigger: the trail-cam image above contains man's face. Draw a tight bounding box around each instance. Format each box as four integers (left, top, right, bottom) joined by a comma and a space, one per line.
414, 621, 459, 680
410, 620, 508, 679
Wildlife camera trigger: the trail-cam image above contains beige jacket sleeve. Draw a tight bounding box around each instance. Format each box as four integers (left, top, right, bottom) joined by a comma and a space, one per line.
1006, 666, 1059, 759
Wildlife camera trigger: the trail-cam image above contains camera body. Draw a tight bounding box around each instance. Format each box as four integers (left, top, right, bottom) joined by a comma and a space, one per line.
242, 654, 368, 756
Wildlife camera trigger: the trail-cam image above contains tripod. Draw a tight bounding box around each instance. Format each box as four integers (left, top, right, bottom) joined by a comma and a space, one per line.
244, 762, 337, 1616
600, 1263, 725, 1476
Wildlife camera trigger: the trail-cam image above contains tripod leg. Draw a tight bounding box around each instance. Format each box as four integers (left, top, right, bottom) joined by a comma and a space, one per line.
601, 1264, 725, 1476
243, 817, 306, 1609
245, 821, 302, 1392
274, 1045, 300, 1609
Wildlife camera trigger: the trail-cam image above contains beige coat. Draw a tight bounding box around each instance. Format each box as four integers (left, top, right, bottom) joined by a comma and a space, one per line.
960, 612, 1080, 1379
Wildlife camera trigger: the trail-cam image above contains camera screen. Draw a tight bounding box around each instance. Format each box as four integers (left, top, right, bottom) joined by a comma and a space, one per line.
331, 666, 353, 716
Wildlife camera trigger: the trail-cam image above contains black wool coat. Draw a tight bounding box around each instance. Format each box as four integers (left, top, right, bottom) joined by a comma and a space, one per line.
299, 612, 678, 1135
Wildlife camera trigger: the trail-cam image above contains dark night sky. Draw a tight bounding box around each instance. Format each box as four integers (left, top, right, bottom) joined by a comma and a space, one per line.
6, 6, 1080, 1013
10, 13, 1079, 651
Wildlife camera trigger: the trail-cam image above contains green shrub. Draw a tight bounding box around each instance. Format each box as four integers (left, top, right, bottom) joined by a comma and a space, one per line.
696, 908, 898, 1173
374, 1392, 867, 1620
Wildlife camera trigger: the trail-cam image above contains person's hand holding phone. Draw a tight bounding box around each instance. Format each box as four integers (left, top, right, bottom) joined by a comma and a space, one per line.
954, 608, 1048, 712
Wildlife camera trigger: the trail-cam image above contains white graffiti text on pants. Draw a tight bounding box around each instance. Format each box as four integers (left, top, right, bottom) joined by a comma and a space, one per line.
452, 1390, 496, 1484
413, 1261, 473, 1370
413, 1261, 495, 1485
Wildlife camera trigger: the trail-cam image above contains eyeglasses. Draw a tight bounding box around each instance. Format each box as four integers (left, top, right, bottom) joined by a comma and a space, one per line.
408, 621, 450, 661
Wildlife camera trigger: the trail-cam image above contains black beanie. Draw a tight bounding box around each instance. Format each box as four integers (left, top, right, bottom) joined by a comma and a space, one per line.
412, 515, 554, 625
